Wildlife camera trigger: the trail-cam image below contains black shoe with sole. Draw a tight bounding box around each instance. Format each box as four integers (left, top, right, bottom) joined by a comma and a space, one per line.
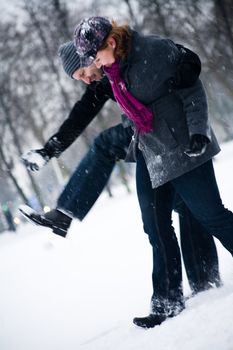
19, 205, 71, 237
133, 313, 167, 328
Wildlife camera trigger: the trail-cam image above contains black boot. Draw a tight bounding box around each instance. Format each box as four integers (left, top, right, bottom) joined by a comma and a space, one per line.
19, 205, 72, 237
133, 313, 166, 328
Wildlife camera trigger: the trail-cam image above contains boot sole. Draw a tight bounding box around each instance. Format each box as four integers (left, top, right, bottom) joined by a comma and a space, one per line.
19, 205, 67, 235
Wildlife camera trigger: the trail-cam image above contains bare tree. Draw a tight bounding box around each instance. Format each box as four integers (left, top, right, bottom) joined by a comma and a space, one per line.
0, 146, 29, 204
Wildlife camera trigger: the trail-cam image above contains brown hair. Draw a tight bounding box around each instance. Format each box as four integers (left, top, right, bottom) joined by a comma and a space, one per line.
98, 20, 132, 59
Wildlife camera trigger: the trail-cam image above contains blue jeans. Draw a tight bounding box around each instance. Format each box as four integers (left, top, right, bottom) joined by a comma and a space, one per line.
136, 151, 183, 313
171, 159, 233, 255
177, 200, 221, 292
57, 124, 133, 220
137, 154, 232, 312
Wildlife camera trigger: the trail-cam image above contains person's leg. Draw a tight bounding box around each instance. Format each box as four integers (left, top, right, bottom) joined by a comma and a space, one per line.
57, 124, 133, 220
135, 151, 169, 315
176, 198, 221, 293
134, 152, 183, 327
19, 125, 133, 236
136, 152, 184, 314
172, 159, 233, 256
154, 182, 184, 315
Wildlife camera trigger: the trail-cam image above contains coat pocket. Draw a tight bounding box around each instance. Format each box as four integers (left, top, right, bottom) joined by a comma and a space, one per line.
140, 116, 178, 155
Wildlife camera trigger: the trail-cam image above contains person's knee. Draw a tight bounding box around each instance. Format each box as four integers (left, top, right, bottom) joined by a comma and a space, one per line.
92, 130, 112, 157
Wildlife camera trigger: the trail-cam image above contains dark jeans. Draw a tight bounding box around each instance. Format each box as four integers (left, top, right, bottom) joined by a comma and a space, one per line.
177, 200, 221, 292
58, 125, 220, 304
171, 159, 233, 255
136, 151, 183, 313
138, 154, 233, 312
57, 124, 133, 220
136, 152, 223, 313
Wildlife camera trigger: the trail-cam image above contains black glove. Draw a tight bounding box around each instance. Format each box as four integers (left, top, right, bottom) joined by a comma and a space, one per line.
21, 148, 51, 171
184, 134, 210, 157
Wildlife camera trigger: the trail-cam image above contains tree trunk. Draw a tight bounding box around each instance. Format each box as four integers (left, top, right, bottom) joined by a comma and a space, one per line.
0, 147, 29, 204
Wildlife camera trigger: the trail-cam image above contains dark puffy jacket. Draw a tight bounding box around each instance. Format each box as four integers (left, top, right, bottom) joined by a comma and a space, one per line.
119, 31, 220, 188
43, 77, 115, 157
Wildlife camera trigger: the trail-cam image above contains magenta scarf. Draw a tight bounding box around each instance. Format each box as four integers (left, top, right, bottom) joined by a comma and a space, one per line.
104, 62, 153, 134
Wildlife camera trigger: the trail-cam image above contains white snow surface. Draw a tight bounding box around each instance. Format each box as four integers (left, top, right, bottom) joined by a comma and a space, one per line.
1, 142, 233, 350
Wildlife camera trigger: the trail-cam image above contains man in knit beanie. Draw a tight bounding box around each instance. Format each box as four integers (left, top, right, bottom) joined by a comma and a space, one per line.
20, 42, 132, 235
57, 41, 102, 83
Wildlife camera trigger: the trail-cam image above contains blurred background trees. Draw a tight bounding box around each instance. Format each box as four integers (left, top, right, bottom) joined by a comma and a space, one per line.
0, 0, 232, 230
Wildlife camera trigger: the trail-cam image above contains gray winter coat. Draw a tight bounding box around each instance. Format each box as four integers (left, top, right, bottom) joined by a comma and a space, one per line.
120, 31, 220, 188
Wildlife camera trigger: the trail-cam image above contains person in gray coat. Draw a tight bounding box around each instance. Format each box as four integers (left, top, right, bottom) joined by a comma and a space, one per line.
74, 16, 233, 328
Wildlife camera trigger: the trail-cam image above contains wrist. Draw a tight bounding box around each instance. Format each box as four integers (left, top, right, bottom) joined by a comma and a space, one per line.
44, 137, 63, 158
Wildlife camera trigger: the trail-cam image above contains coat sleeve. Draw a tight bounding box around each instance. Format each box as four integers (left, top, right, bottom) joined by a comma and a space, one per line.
43, 84, 109, 157
174, 78, 211, 139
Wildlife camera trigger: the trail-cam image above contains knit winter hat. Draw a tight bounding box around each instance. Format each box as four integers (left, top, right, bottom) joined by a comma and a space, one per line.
58, 41, 81, 78
74, 16, 112, 67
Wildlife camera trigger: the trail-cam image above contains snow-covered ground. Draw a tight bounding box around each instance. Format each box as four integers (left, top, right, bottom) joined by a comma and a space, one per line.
0, 142, 233, 350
